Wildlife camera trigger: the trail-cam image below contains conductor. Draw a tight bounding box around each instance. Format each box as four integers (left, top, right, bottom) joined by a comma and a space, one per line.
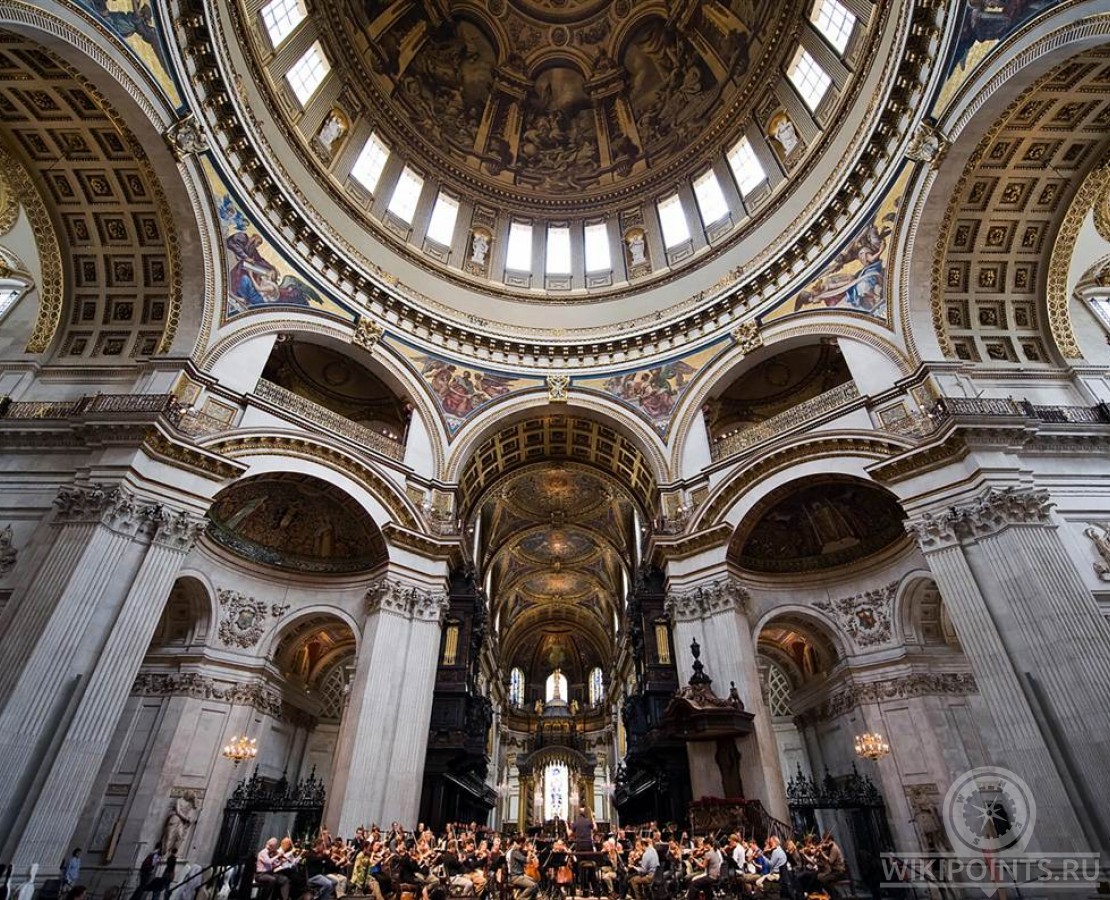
570, 805, 595, 851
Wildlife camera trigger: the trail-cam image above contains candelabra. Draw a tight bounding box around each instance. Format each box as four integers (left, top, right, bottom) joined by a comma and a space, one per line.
853, 732, 890, 761
221, 735, 258, 765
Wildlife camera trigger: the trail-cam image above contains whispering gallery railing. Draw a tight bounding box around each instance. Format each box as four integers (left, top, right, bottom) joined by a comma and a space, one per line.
710, 381, 861, 461
252, 378, 406, 461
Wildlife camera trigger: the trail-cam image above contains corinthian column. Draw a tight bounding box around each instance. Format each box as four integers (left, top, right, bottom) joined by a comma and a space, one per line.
330, 576, 447, 832
666, 575, 788, 819
0, 484, 197, 853
9, 509, 206, 868
908, 486, 1110, 852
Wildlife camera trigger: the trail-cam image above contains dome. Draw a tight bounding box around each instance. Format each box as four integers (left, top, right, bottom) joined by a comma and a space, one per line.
189, 0, 931, 361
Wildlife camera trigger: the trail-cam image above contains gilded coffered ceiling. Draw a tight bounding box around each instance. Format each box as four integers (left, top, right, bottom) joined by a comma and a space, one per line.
937, 47, 1110, 365
0, 32, 180, 361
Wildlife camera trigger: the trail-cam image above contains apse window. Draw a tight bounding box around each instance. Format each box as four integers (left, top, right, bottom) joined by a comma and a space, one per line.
583, 221, 611, 272
810, 0, 855, 54
509, 667, 525, 707
588, 667, 604, 706
657, 193, 690, 249
387, 166, 424, 224
787, 47, 832, 111
286, 41, 330, 106
505, 221, 533, 272
260, 0, 307, 49
425, 191, 459, 246
727, 138, 766, 196
350, 132, 390, 193
546, 226, 572, 275
693, 168, 730, 226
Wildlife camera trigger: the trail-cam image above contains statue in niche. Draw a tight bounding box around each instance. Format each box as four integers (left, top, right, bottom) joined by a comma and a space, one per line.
626, 229, 647, 267
767, 110, 799, 158
162, 791, 199, 855
315, 109, 349, 159
470, 230, 491, 266
0, 523, 16, 575
1084, 523, 1110, 581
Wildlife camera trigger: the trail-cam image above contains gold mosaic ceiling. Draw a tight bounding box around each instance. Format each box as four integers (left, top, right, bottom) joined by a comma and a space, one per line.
336, 0, 799, 208
479, 461, 637, 669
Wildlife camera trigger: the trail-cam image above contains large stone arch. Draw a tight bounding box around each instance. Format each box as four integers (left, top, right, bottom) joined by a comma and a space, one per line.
0, 0, 222, 360
898, 2, 1110, 362
200, 431, 422, 534
693, 431, 912, 530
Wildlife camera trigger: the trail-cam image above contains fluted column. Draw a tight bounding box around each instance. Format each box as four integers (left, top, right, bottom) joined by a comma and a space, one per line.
908, 486, 1110, 852
9, 509, 205, 867
331, 577, 447, 832
666, 576, 789, 819
0, 484, 193, 852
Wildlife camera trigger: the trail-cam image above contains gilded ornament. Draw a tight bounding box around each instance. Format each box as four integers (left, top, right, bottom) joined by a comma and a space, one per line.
731, 321, 762, 354
352, 317, 385, 352
905, 120, 949, 169
546, 373, 570, 403
164, 113, 209, 160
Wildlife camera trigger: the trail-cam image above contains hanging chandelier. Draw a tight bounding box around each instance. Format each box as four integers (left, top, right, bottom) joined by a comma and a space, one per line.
222, 735, 259, 765
853, 732, 890, 761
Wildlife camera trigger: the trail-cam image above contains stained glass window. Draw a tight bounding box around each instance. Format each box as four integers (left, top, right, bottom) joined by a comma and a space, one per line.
588, 667, 604, 706
509, 667, 525, 707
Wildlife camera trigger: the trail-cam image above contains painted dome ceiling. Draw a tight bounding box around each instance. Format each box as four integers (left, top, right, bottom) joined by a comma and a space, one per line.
340, 1, 794, 206
191, 0, 930, 350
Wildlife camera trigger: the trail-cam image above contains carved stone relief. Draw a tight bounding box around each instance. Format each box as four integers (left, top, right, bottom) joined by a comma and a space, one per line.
907, 487, 1054, 550
216, 588, 288, 648
814, 582, 896, 648
665, 577, 750, 623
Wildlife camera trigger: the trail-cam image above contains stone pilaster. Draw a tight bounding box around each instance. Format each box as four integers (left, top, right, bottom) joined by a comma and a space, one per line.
0, 485, 203, 853
8, 508, 205, 867
908, 486, 1110, 852
665, 575, 788, 818
330, 576, 448, 832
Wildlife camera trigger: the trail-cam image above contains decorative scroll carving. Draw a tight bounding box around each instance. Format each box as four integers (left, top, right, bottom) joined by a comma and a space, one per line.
352, 317, 385, 352
217, 588, 288, 648
906, 487, 1054, 549
905, 120, 948, 169
151, 508, 207, 552
546, 374, 569, 403
731, 320, 762, 354
665, 576, 750, 623
1083, 523, 1110, 582
52, 483, 203, 548
0, 524, 15, 575
164, 113, 209, 159
814, 582, 895, 648
366, 577, 449, 623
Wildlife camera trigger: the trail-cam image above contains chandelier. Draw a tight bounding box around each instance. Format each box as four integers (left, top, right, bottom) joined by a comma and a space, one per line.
222, 735, 258, 766
853, 732, 890, 761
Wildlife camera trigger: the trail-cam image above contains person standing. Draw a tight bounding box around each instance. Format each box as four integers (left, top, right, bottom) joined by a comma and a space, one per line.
61, 849, 81, 898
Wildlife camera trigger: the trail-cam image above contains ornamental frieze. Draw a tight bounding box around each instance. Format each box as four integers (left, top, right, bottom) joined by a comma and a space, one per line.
906, 487, 1054, 550
814, 583, 896, 648
665, 577, 750, 623
131, 672, 315, 728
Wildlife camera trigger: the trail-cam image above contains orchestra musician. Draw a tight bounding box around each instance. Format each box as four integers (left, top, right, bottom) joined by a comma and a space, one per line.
685, 838, 722, 900
256, 838, 293, 900
506, 835, 538, 900
627, 835, 659, 900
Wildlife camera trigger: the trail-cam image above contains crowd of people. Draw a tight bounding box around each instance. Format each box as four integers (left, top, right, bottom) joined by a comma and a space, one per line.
248, 809, 850, 900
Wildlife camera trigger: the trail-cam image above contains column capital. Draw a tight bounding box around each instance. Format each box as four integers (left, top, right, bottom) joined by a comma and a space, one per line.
665, 575, 750, 623
53, 482, 205, 544
151, 507, 207, 552
906, 486, 1054, 550
366, 576, 449, 623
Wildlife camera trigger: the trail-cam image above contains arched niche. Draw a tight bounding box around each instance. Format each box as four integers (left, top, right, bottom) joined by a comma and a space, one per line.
728, 475, 909, 576
148, 576, 213, 652
206, 472, 389, 575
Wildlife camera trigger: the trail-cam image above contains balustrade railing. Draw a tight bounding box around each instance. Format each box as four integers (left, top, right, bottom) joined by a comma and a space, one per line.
252, 378, 406, 461
710, 381, 861, 461
0, 392, 181, 423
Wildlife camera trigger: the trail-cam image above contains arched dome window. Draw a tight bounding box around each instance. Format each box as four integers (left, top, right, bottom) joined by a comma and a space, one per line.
545, 669, 568, 704
0, 275, 32, 325
509, 667, 525, 707
588, 667, 604, 707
